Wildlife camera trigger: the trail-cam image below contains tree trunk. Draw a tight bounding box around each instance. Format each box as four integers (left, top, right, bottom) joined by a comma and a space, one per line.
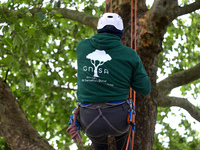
0, 78, 54, 150
104, 0, 166, 149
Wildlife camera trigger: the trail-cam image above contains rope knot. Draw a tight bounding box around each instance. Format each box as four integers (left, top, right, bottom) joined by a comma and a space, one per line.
96, 106, 103, 116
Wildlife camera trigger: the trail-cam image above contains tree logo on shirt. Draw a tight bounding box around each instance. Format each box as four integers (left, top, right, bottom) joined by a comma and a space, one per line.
86, 50, 112, 77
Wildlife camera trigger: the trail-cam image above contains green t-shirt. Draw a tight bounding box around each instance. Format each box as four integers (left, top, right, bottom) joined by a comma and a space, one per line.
76, 33, 151, 103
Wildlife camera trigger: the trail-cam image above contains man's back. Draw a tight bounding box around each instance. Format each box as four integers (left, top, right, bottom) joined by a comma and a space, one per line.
77, 33, 151, 103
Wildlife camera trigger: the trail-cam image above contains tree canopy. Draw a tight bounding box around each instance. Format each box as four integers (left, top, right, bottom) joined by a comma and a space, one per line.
0, 0, 200, 150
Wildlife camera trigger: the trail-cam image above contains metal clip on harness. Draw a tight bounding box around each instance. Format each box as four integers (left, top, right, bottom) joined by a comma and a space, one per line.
127, 99, 136, 131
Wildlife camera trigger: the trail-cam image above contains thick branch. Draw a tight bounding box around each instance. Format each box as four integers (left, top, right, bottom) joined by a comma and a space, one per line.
178, 0, 200, 17
52, 8, 98, 30
0, 78, 55, 150
0, 8, 98, 30
148, 0, 200, 30
139, 0, 179, 57
158, 96, 200, 122
156, 63, 200, 100
149, 0, 179, 24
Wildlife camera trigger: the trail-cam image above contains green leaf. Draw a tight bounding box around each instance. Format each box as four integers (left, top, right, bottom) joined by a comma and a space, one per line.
1, 55, 13, 66
13, 34, 23, 46
35, 12, 46, 22
54, 13, 62, 17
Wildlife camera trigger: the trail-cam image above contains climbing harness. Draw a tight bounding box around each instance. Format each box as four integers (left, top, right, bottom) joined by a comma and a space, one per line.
67, 100, 129, 149
66, 106, 84, 150
80, 100, 129, 134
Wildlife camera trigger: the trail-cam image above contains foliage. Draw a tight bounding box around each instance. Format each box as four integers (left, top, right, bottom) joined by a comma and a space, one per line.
159, 9, 200, 98
0, 137, 10, 150
156, 1, 200, 149
0, 0, 104, 149
0, 0, 200, 149
154, 107, 200, 150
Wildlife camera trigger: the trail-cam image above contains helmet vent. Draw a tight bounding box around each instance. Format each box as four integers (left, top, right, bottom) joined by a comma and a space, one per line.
107, 16, 113, 18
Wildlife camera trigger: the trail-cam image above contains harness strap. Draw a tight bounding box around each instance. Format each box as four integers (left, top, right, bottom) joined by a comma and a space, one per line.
97, 106, 124, 134
85, 111, 100, 133
81, 100, 127, 109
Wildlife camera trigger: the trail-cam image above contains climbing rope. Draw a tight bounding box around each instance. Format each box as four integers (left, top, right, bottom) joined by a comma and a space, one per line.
110, 0, 112, 12
104, 0, 137, 149
66, 107, 84, 150
105, 0, 113, 13
105, 0, 107, 13
126, 0, 137, 149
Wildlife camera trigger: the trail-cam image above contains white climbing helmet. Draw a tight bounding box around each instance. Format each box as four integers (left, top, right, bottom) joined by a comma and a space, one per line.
97, 13, 124, 31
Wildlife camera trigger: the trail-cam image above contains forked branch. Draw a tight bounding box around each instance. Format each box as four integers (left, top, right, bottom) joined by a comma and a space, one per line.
158, 96, 200, 122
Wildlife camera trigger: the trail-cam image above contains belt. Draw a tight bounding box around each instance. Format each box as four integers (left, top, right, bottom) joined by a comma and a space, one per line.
80, 100, 128, 109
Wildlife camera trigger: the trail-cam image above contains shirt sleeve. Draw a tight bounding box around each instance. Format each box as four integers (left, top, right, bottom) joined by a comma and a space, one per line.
131, 54, 151, 96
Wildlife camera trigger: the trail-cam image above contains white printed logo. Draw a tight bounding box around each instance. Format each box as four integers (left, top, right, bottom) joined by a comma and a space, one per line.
86, 50, 112, 77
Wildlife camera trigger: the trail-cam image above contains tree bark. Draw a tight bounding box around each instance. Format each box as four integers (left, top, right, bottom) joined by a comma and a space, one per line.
178, 0, 200, 16
113, 1, 160, 149
0, 8, 98, 30
158, 96, 200, 122
157, 62, 200, 100
0, 78, 55, 150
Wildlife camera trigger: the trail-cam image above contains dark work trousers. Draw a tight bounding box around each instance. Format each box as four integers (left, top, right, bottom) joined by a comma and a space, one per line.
79, 101, 132, 150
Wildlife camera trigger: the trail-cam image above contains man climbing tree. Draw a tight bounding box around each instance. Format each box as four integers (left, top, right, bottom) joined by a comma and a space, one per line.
75, 12, 151, 150
0, 0, 200, 150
